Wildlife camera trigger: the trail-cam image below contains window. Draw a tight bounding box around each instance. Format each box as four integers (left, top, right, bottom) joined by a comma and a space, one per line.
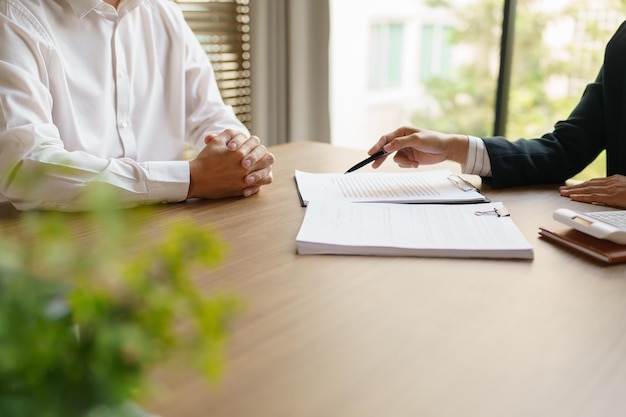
368, 22, 404, 90
419, 24, 452, 82
179, 0, 252, 129
330, 0, 500, 149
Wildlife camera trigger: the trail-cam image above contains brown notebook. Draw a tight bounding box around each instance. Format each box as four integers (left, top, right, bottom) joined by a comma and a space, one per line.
538, 227, 626, 264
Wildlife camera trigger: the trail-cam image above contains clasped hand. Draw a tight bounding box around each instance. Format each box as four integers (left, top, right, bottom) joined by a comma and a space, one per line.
187, 130, 275, 199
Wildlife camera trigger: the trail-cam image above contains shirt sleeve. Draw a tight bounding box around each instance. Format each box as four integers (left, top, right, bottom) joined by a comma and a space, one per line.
179, 9, 250, 152
0, 124, 191, 211
462, 135, 493, 177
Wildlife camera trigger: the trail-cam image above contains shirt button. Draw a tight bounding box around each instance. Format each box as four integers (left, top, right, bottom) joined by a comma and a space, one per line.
120, 121, 129, 128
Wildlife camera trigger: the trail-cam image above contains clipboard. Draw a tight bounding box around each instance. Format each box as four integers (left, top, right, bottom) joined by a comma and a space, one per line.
294, 169, 490, 207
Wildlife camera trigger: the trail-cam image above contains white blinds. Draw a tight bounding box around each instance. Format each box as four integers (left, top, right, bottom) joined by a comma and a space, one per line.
178, 0, 252, 129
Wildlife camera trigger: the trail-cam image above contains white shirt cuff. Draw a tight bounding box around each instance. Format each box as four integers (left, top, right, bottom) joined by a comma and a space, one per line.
463, 135, 492, 177
145, 161, 190, 203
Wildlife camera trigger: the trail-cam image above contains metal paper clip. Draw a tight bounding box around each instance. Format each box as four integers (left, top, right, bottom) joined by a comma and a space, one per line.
474, 206, 510, 217
447, 174, 478, 192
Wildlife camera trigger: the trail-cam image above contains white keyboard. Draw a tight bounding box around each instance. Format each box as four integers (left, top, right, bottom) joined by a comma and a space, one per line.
586, 210, 626, 229
553, 208, 626, 244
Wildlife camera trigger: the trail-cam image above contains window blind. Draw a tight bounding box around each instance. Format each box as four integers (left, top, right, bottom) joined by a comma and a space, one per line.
178, 0, 252, 129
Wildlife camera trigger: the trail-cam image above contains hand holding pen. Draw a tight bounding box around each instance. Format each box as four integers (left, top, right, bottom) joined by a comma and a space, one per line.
360, 127, 471, 171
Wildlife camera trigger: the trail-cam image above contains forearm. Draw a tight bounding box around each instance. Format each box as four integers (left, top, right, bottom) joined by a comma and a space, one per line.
0, 127, 189, 211
483, 132, 602, 188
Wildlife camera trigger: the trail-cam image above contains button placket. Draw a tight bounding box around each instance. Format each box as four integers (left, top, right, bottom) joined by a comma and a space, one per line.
112, 19, 136, 159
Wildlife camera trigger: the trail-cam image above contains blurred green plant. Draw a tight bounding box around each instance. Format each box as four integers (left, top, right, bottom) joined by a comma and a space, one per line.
0, 186, 239, 417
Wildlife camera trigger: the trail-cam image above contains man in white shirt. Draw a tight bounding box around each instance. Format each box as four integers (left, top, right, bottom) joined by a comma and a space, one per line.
0, 0, 274, 211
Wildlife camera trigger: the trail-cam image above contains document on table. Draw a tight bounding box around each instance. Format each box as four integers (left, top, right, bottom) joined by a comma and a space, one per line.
296, 201, 534, 259
294, 169, 489, 206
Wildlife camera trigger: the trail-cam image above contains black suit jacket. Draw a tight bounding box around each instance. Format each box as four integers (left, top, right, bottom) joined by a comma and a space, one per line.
483, 20, 626, 188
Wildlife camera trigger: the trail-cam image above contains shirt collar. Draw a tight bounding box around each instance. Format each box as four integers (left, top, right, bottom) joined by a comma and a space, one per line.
66, 0, 102, 19
66, 0, 143, 19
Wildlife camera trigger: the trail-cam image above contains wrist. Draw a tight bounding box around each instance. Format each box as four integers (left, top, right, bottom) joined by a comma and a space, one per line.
448, 134, 469, 166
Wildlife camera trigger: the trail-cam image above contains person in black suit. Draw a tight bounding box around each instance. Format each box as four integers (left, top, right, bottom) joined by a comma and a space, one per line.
368, 21, 626, 208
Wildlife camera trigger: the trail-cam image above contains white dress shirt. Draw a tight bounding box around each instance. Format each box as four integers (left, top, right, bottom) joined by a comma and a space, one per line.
0, 0, 248, 210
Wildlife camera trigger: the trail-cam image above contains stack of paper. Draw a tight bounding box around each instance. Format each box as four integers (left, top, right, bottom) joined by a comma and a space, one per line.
296, 201, 533, 259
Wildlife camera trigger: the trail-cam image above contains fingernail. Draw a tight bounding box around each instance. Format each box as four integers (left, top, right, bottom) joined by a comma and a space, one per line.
243, 159, 252, 169
228, 142, 237, 150
246, 175, 255, 184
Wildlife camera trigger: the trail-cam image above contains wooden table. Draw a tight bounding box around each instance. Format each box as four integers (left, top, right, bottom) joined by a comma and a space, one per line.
4, 141, 626, 417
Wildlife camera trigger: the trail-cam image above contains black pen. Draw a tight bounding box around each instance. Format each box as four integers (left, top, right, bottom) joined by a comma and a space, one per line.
344, 149, 389, 174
